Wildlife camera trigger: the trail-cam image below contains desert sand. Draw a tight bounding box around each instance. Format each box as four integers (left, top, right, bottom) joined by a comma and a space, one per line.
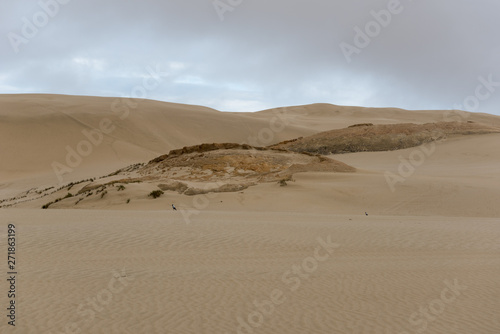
0, 94, 499, 333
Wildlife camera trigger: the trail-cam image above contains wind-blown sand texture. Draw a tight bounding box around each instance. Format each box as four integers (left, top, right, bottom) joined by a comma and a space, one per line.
0, 211, 498, 334
0, 94, 499, 333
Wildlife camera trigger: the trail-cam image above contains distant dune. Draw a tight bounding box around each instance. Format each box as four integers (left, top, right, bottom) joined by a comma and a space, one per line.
0, 95, 301, 182
0, 94, 315, 196
2, 94, 500, 206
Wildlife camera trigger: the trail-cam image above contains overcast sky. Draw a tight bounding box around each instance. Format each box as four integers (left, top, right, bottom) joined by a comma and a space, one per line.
1, 0, 499, 114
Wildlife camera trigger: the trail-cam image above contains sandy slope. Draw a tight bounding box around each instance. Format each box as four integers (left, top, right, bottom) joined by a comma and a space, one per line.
0, 210, 498, 333
0, 94, 310, 192
12, 134, 500, 218
1, 94, 500, 333
1, 95, 499, 195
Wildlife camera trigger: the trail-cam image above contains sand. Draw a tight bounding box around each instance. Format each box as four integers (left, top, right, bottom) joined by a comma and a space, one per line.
2, 95, 499, 195
0, 94, 499, 333
0, 210, 498, 333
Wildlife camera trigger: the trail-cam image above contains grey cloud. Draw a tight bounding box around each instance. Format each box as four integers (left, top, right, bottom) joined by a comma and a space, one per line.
0, 0, 499, 114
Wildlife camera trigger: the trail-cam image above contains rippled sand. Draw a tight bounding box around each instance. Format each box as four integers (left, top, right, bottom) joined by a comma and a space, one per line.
1, 210, 498, 333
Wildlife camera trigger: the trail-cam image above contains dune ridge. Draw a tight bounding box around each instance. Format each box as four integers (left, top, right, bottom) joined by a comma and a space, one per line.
2, 94, 499, 186
0, 94, 499, 333
270, 121, 500, 154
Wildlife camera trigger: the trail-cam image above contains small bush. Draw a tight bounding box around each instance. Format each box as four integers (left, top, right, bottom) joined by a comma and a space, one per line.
148, 190, 164, 199
101, 191, 108, 199
117, 185, 126, 191
64, 193, 73, 199
348, 123, 374, 128
278, 179, 287, 187
126, 199, 130, 204
42, 202, 54, 209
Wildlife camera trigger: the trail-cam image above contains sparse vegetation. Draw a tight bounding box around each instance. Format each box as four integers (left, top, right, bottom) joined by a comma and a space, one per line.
107, 169, 121, 177
270, 122, 500, 155
78, 179, 142, 194
117, 185, 126, 191
101, 191, 108, 198
96, 186, 107, 194
42, 202, 53, 209
36, 186, 54, 194
148, 190, 164, 199
42, 192, 75, 209
348, 123, 374, 128
278, 176, 294, 187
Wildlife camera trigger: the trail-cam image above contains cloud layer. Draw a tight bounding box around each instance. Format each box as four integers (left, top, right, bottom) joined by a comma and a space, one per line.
1, 0, 499, 114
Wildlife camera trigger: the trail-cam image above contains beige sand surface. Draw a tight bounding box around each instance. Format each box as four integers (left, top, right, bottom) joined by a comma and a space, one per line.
1, 95, 500, 333
2, 95, 499, 196
0, 210, 498, 333
11, 133, 500, 218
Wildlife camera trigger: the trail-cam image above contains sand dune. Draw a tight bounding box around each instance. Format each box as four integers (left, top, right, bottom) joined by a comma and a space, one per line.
6, 134, 500, 218
0, 94, 310, 192
1, 94, 499, 333
2, 95, 499, 194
